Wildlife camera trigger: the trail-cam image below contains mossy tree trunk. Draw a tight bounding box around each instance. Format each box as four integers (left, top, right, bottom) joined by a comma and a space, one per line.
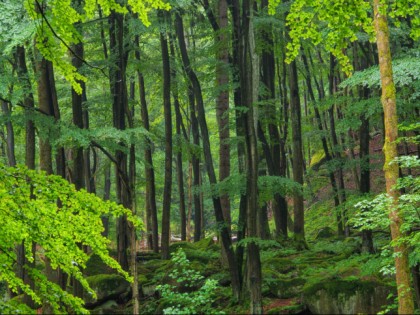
373, 1, 414, 313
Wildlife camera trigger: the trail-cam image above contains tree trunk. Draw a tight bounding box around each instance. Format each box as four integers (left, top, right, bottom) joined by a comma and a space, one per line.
15, 45, 36, 307
135, 35, 159, 252
159, 11, 173, 260
216, 0, 231, 227
109, 11, 131, 271
169, 35, 187, 241
373, 1, 414, 313
175, 11, 241, 300
240, 1, 262, 312
289, 60, 306, 248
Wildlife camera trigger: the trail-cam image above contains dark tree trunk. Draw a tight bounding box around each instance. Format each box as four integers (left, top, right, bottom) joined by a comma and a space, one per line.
159, 11, 173, 260
14, 45, 36, 308
135, 35, 159, 252
240, 0, 262, 312
109, 11, 131, 271
216, 0, 231, 227
289, 60, 306, 247
190, 91, 202, 242
169, 35, 187, 241
175, 11, 240, 300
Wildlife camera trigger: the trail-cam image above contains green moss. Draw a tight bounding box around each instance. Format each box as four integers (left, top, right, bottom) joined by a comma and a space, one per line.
169, 241, 194, 252
303, 278, 382, 298
192, 237, 215, 249
86, 274, 129, 293
263, 257, 295, 274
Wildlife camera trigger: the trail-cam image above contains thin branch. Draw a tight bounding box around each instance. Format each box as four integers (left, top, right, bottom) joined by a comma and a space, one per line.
34, 0, 108, 78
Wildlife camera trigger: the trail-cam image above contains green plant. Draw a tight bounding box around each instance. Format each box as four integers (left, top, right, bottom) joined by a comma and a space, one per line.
0, 163, 139, 314
156, 248, 223, 315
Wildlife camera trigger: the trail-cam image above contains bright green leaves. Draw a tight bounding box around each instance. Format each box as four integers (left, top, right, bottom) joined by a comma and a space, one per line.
25, 0, 170, 93
284, 0, 373, 74
0, 163, 140, 313
268, 0, 419, 74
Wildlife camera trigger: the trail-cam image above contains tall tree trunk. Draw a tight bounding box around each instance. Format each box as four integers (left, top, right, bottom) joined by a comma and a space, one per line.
14, 45, 36, 307
175, 11, 240, 300
135, 35, 159, 252
373, 1, 414, 313
328, 55, 348, 236
260, 0, 287, 238
289, 60, 306, 248
216, 0, 231, 227
169, 35, 187, 241
159, 11, 173, 260
109, 11, 131, 271
240, 1, 262, 312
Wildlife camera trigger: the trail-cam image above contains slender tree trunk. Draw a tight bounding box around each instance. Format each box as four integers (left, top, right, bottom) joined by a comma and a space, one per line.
176, 11, 240, 300
109, 11, 131, 271
135, 35, 159, 252
373, 1, 414, 313
159, 11, 173, 260
169, 35, 187, 241
239, 1, 262, 312
289, 60, 306, 248
216, 0, 231, 227
15, 45, 36, 308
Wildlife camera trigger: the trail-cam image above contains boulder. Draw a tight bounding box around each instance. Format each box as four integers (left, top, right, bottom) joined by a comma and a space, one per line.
84, 274, 130, 307
91, 300, 118, 314
303, 279, 394, 314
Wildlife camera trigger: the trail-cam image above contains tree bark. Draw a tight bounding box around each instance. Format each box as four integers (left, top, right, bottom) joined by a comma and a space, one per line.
216, 0, 231, 228
373, 1, 414, 313
135, 35, 159, 252
109, 11, 131, 271
159, 11, 173, 260
289, 60, 306, 248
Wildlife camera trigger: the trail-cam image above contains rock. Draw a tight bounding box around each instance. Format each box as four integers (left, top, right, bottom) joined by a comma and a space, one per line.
91, 300, 118, 314
141, 284, 157, 297
303, 279, 394, 314
84, 274, 130, 307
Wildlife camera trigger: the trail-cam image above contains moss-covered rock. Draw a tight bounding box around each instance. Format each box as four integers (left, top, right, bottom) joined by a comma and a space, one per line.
91, 300, 119, 314
303, 278, 394, 314
84, 274, 130, 306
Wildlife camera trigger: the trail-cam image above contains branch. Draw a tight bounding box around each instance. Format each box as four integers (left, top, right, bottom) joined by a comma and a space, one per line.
34, 0, 108, 78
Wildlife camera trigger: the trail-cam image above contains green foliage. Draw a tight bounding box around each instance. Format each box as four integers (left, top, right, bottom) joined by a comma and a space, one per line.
156, 249, 223, 315
258, 175, 302, 205
351, 155, 420, 273
0, 163, 140, 313
268, 0, 420, 73
340, 55, 420, 89
24, 0, 170, 93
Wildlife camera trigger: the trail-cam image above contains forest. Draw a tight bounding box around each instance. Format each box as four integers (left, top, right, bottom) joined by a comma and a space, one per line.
0, 0, 419, 314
